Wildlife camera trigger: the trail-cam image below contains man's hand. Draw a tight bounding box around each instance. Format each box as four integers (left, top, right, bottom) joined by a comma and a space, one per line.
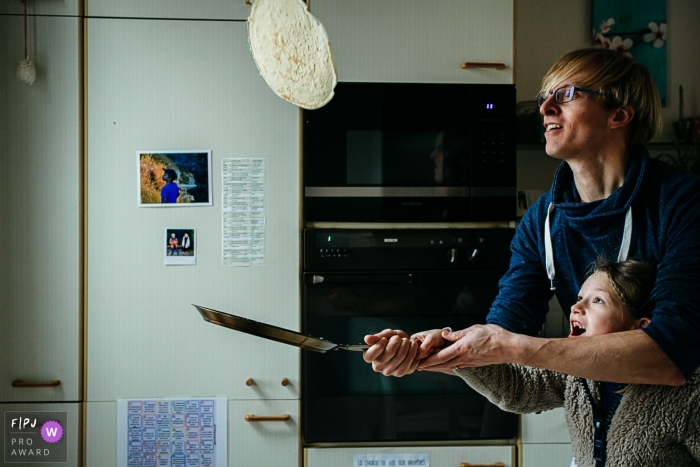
418, 324, 515, 370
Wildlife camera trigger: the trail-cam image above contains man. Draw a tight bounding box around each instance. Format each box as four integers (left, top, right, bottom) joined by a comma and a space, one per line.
161, 168, 180, 203
364, 47, 700, 386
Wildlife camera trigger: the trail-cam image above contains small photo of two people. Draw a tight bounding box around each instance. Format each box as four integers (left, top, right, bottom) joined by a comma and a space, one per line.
165, 228, 196, 265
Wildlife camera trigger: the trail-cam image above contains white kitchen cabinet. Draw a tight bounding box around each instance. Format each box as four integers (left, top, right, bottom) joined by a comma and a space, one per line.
86, 0, 249, 21
230, 400, 299, 466
0, 15, 82, 403
0, 402, 81, 467
311, 0, 514, 84
0, 1, 79, 16
521, 408, 569, 444
306, 445, 515, 467
521, 408, 572, 467
87, 400, 298, 467
86, 17, 300, 399
521, 444, 573, 467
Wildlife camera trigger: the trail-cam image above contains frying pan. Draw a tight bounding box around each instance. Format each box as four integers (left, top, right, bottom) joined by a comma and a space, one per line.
194, 305, 370, 353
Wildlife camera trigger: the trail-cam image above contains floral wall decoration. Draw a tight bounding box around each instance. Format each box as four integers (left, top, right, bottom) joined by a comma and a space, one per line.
592, 0, 667, 105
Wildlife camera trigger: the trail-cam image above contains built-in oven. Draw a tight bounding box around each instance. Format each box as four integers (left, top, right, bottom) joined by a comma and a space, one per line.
303, 82, 516, 223
302, 228, 518, 444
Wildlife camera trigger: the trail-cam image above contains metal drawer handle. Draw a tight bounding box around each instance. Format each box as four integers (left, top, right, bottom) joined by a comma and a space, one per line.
244, 414, 290, 422
460, 62, 506, 70
461, 463, 505, 467
12, 380, 61, 388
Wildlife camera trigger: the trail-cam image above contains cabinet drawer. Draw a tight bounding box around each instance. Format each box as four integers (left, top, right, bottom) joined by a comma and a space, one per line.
0, 402, 81, 467
230, 400, 299, 466
306, 445, 515, 467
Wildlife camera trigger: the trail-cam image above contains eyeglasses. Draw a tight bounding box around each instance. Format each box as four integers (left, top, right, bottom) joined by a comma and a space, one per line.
536, 86, 605, 107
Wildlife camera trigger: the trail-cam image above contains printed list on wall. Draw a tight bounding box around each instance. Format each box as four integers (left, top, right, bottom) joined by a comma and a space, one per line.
222, 158, 266, 266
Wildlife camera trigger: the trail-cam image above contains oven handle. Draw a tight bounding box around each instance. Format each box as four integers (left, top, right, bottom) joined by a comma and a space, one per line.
305, 274, 415, 285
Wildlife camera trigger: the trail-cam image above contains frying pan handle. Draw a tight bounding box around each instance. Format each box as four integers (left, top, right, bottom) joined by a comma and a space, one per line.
244, 414, 290, 422
338, 344, 370, 351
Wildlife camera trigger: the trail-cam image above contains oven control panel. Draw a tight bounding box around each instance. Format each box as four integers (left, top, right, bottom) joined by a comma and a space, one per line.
304, 229, 515, 271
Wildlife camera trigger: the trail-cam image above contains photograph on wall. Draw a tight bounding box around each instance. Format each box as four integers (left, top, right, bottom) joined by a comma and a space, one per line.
165, 228, 196, 265
138, 151, 213, 207
591, 0, 667, 104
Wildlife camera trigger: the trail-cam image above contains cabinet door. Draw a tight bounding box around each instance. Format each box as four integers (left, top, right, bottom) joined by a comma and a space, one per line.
86, 18, 300, 401
521, 444, 573, 467
87, 400, 299, 467
311, 0, 514, 83
306, 445, 515, 467
230, 400, 299, 466
521, 408, 570, 444
86, 0, 249, 20
0, 402, 81, 467
0, 15, 81, 403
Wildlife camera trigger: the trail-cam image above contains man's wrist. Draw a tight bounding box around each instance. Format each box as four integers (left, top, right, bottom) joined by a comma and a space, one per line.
504, 332, 540, 366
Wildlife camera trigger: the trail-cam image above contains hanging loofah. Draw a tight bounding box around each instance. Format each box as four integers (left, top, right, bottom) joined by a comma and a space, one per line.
17, 58, 36, 86
17, 0, 36, 86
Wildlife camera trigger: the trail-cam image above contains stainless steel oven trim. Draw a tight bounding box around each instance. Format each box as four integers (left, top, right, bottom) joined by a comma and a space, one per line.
305, 187, 514, 197
305, 187, 470, 197
471, 187, 515, 197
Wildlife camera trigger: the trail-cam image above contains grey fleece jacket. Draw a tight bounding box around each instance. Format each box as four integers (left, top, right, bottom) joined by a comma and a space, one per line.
455, 365, 700, 467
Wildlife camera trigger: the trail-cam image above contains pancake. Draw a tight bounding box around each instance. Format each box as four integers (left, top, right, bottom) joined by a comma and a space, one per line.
248, 0, 338, 109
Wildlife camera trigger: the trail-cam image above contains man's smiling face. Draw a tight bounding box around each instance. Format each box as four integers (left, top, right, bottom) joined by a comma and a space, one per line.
540, 72, 613, 161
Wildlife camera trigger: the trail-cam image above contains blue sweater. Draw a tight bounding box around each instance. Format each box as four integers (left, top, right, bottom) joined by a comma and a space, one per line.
486, 146, 700, 379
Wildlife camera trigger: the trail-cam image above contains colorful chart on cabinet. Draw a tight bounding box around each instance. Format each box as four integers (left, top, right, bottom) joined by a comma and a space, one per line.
117, 397, 227, 467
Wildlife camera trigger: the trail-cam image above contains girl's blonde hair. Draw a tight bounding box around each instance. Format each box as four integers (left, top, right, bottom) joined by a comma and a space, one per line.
589, 258, 657, 320
541, 47, 663, 145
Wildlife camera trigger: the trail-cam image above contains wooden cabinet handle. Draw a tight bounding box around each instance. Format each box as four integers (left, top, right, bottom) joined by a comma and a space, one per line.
460, 62, 506, 70
460, 463, 505, 467
244, 414, 290, 422
12, 380, 61, 388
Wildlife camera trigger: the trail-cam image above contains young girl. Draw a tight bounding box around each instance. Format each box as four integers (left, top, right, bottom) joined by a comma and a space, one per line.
454, 258, 700, 467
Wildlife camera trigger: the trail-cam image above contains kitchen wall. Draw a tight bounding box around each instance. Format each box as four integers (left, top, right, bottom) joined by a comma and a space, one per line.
516, 0, 700, 143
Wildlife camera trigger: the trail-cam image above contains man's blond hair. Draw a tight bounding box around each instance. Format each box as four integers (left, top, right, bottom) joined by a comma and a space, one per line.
541, 47, 663, 145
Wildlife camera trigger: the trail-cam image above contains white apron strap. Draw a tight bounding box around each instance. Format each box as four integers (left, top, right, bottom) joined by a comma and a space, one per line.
617, 206, 633, 261
544, 202, 556, 291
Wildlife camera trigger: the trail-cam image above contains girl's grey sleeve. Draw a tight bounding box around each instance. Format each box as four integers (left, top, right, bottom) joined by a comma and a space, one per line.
453, 364, 566, 414
683, 381, 700, 464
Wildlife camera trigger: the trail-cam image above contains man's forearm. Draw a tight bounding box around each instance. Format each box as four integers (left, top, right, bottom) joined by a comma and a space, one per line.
509, 329, 685, 386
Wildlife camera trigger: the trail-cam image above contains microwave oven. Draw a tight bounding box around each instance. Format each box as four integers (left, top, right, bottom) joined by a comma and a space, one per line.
303, 82, 516, 223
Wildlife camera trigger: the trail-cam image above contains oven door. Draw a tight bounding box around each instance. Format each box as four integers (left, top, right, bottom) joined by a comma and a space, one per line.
302, 271, 518, 444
